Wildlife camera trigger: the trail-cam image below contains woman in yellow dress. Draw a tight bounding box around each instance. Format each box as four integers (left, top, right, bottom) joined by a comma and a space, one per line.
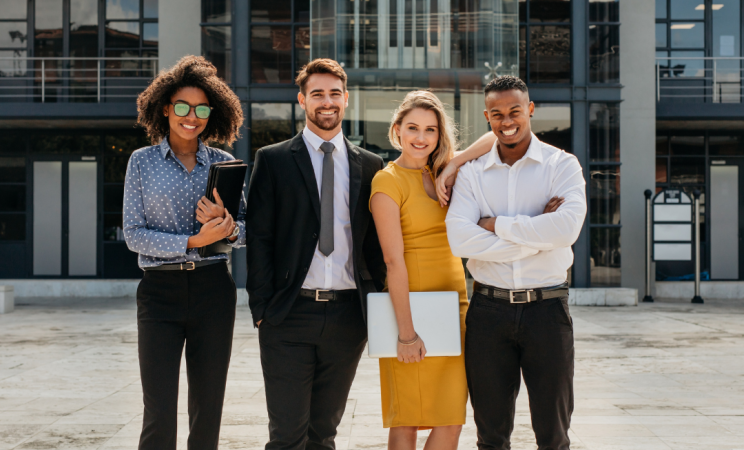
369, 91, 492, 450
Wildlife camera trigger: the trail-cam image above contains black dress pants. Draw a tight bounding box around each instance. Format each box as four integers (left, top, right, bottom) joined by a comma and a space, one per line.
465, 292, 574, 450
258, 295, 367, 450
136, 262, 237, 450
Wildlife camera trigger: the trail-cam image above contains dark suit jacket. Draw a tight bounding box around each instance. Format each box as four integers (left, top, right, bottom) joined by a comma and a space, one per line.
246, 131, 386, 326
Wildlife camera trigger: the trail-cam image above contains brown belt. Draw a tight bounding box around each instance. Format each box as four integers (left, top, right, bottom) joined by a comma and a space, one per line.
473, 281, 568, 304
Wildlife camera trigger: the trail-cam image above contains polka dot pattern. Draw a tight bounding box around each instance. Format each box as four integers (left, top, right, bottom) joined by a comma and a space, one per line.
123, 136, 247, 269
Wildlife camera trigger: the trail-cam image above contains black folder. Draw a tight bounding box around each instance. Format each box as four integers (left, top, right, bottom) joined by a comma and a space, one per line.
198, 159, 248, 258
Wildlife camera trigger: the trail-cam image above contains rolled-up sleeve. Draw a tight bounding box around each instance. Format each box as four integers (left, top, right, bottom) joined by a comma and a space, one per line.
123, 153, 190, 258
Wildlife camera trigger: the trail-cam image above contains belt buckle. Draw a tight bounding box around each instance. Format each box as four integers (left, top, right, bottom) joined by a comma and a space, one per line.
315, 290, 330, 302
509, 289, 532, 304
181, 262, 196, 271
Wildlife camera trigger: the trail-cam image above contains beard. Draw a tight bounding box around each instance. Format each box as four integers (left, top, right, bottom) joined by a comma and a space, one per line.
307, 107, 344, 131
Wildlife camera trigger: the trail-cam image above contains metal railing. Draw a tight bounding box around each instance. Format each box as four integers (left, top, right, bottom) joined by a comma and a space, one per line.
656, 56, 744, 103
0, 57, 158, 103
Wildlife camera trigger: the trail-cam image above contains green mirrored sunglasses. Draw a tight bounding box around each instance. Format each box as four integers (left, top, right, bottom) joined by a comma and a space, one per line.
171, 102, 212, 119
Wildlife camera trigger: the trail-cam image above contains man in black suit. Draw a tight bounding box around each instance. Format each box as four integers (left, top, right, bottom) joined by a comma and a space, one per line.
246, 59, 386, 450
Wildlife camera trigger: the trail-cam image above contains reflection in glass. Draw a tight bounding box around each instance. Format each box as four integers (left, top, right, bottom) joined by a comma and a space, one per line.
590, 166, 620, 225
106, 22, 141, 48
296, 0, 310, 22
656, 135, 668, 155
104, 214, 125, 241
0, 50, 28, 77
529, 25, 570, 83
656, 24, 667, 48
656, 157, 668, 183
0, 186, 26, 212
589, 103, 619, 162
670, 157, 705, 184
713, 0, 740, 102
591, 227, 621, 287
35, 0, 63, 60
529, 0, 570, 23
589, 0, 618, 22
709, 136, 744, 156
670, 136, 703, 155
251, 26, 292, 83
36, 0, 63, 29
0, 158, 25, 183
656, 0, 666, 19
296, 27, 311, 72
107, 0, 140, 19
71, 0, 99, 63
144, 0, 158, 18
143, 23, 158, 47
312, 0, 519, 72
670, 0, 704, 20
0, 23, 28, 48
72, 0, 98, 26
203, 0, 231, 22
251, 103, 293, 157
589, 25, 619, 83
295, 104, 306, 133
532, 103, 570, 153
252, 0, 292, 22
203, 26, 232, 83
0, 214, 25, 241
671, 23, 704, 49
667, 51, 705, 77
4, 0, 27, 19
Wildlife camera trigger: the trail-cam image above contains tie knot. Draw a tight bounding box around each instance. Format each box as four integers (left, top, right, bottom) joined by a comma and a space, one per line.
320, 142, 335, 154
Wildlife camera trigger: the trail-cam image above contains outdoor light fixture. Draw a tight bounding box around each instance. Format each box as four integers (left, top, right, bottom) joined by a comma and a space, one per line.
671, 24, 696, 29
695, 3, 723, 9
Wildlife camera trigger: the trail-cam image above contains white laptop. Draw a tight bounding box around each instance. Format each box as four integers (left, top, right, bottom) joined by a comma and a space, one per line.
367, 292, 461, 358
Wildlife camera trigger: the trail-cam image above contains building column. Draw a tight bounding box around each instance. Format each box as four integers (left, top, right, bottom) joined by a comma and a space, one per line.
158, 0, 201, 71
620, 0, 656, 294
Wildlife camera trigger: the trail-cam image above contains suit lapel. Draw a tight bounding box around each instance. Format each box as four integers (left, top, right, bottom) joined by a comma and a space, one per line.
345, 136, 362, 222
291, 132, 321, 220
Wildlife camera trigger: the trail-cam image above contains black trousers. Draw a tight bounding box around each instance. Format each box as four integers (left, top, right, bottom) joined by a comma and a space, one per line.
465, 292, 574, 450
258, 295, 367, 450
136, 262, 237, 450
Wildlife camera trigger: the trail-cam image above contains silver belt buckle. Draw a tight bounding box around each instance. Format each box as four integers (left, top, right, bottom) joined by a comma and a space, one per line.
315, 290, 330, 301
509, 289, 532, 303
181, 262, 196, 271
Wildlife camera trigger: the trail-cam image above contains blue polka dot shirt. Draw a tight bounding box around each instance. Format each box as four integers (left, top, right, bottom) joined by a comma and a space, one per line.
123, 136, 246, 269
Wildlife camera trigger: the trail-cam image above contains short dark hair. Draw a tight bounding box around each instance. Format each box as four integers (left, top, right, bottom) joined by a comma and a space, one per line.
136, 55, 243, 146
484, 75, 529, 97
295, 58, 348, 94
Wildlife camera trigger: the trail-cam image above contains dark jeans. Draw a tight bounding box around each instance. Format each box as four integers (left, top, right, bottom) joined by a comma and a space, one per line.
258, 296, 367, 450
136, 262, 237, 450
465, 292, 574, 450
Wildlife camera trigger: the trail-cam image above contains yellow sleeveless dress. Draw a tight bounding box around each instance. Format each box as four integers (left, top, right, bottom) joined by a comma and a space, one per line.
370, 161, 469, 429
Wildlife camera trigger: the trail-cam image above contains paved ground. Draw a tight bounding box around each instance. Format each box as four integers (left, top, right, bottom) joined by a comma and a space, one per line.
0, 297, 743, 450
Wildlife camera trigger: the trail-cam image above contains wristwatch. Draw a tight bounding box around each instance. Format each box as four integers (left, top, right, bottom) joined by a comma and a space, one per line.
228, 224, 240, 239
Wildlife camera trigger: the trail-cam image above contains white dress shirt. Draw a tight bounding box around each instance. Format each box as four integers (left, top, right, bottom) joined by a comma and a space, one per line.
445, 133, 587, 290
301, 127, 357, 290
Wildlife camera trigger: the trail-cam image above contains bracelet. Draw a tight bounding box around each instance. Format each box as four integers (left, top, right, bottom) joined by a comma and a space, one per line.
398, 333, 419, 345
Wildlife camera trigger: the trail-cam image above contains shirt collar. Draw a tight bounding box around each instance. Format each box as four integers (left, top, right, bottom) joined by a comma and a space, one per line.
159, 135, 208, 165
484, 132, 543, 169
302, 127, 347, 155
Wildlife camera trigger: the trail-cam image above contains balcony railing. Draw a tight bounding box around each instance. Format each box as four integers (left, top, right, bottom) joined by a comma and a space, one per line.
0, 57, 158, 103
656, 57, 744, 103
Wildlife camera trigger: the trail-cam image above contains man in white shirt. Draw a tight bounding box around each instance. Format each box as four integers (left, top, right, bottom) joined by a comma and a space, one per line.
246, 59, 385, 450
446, 76, 586, 450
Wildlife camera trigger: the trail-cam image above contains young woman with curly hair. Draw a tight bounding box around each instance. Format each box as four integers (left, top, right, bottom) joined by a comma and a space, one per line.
124, 55, 244, 450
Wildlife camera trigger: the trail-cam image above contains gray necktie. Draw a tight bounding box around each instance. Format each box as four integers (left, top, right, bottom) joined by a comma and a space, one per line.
319, 141, 335, 256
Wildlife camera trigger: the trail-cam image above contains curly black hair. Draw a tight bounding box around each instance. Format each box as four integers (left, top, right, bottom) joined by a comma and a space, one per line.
484, 75, 529, 96
136, 55, 243, 146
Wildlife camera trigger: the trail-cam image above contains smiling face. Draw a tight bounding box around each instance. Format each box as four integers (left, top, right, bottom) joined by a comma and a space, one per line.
483, 89, 534, 149
394, 108, 440, 162
298, 73, 349, 133
165, 86, 210, 143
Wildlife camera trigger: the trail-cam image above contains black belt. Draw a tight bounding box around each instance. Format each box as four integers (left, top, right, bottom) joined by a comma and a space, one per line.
473, 281, 568, 304
144, 260, 225, 271
298, 288, 357, 302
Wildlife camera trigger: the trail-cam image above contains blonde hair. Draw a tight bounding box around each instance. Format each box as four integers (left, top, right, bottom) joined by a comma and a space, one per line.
388, 91, 458, 177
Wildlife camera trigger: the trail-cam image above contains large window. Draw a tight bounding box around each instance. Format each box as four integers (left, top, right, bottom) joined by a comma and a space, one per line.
250, 0, 310, 84
202, 0, 232, 82
0, 1, 28, 79
532, 103, 571, 153
251, 103, 303, 157
589, 0, 619, 83
588, 103, 620, 287
105, 0, 159, 63
519, 0, 571, 84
